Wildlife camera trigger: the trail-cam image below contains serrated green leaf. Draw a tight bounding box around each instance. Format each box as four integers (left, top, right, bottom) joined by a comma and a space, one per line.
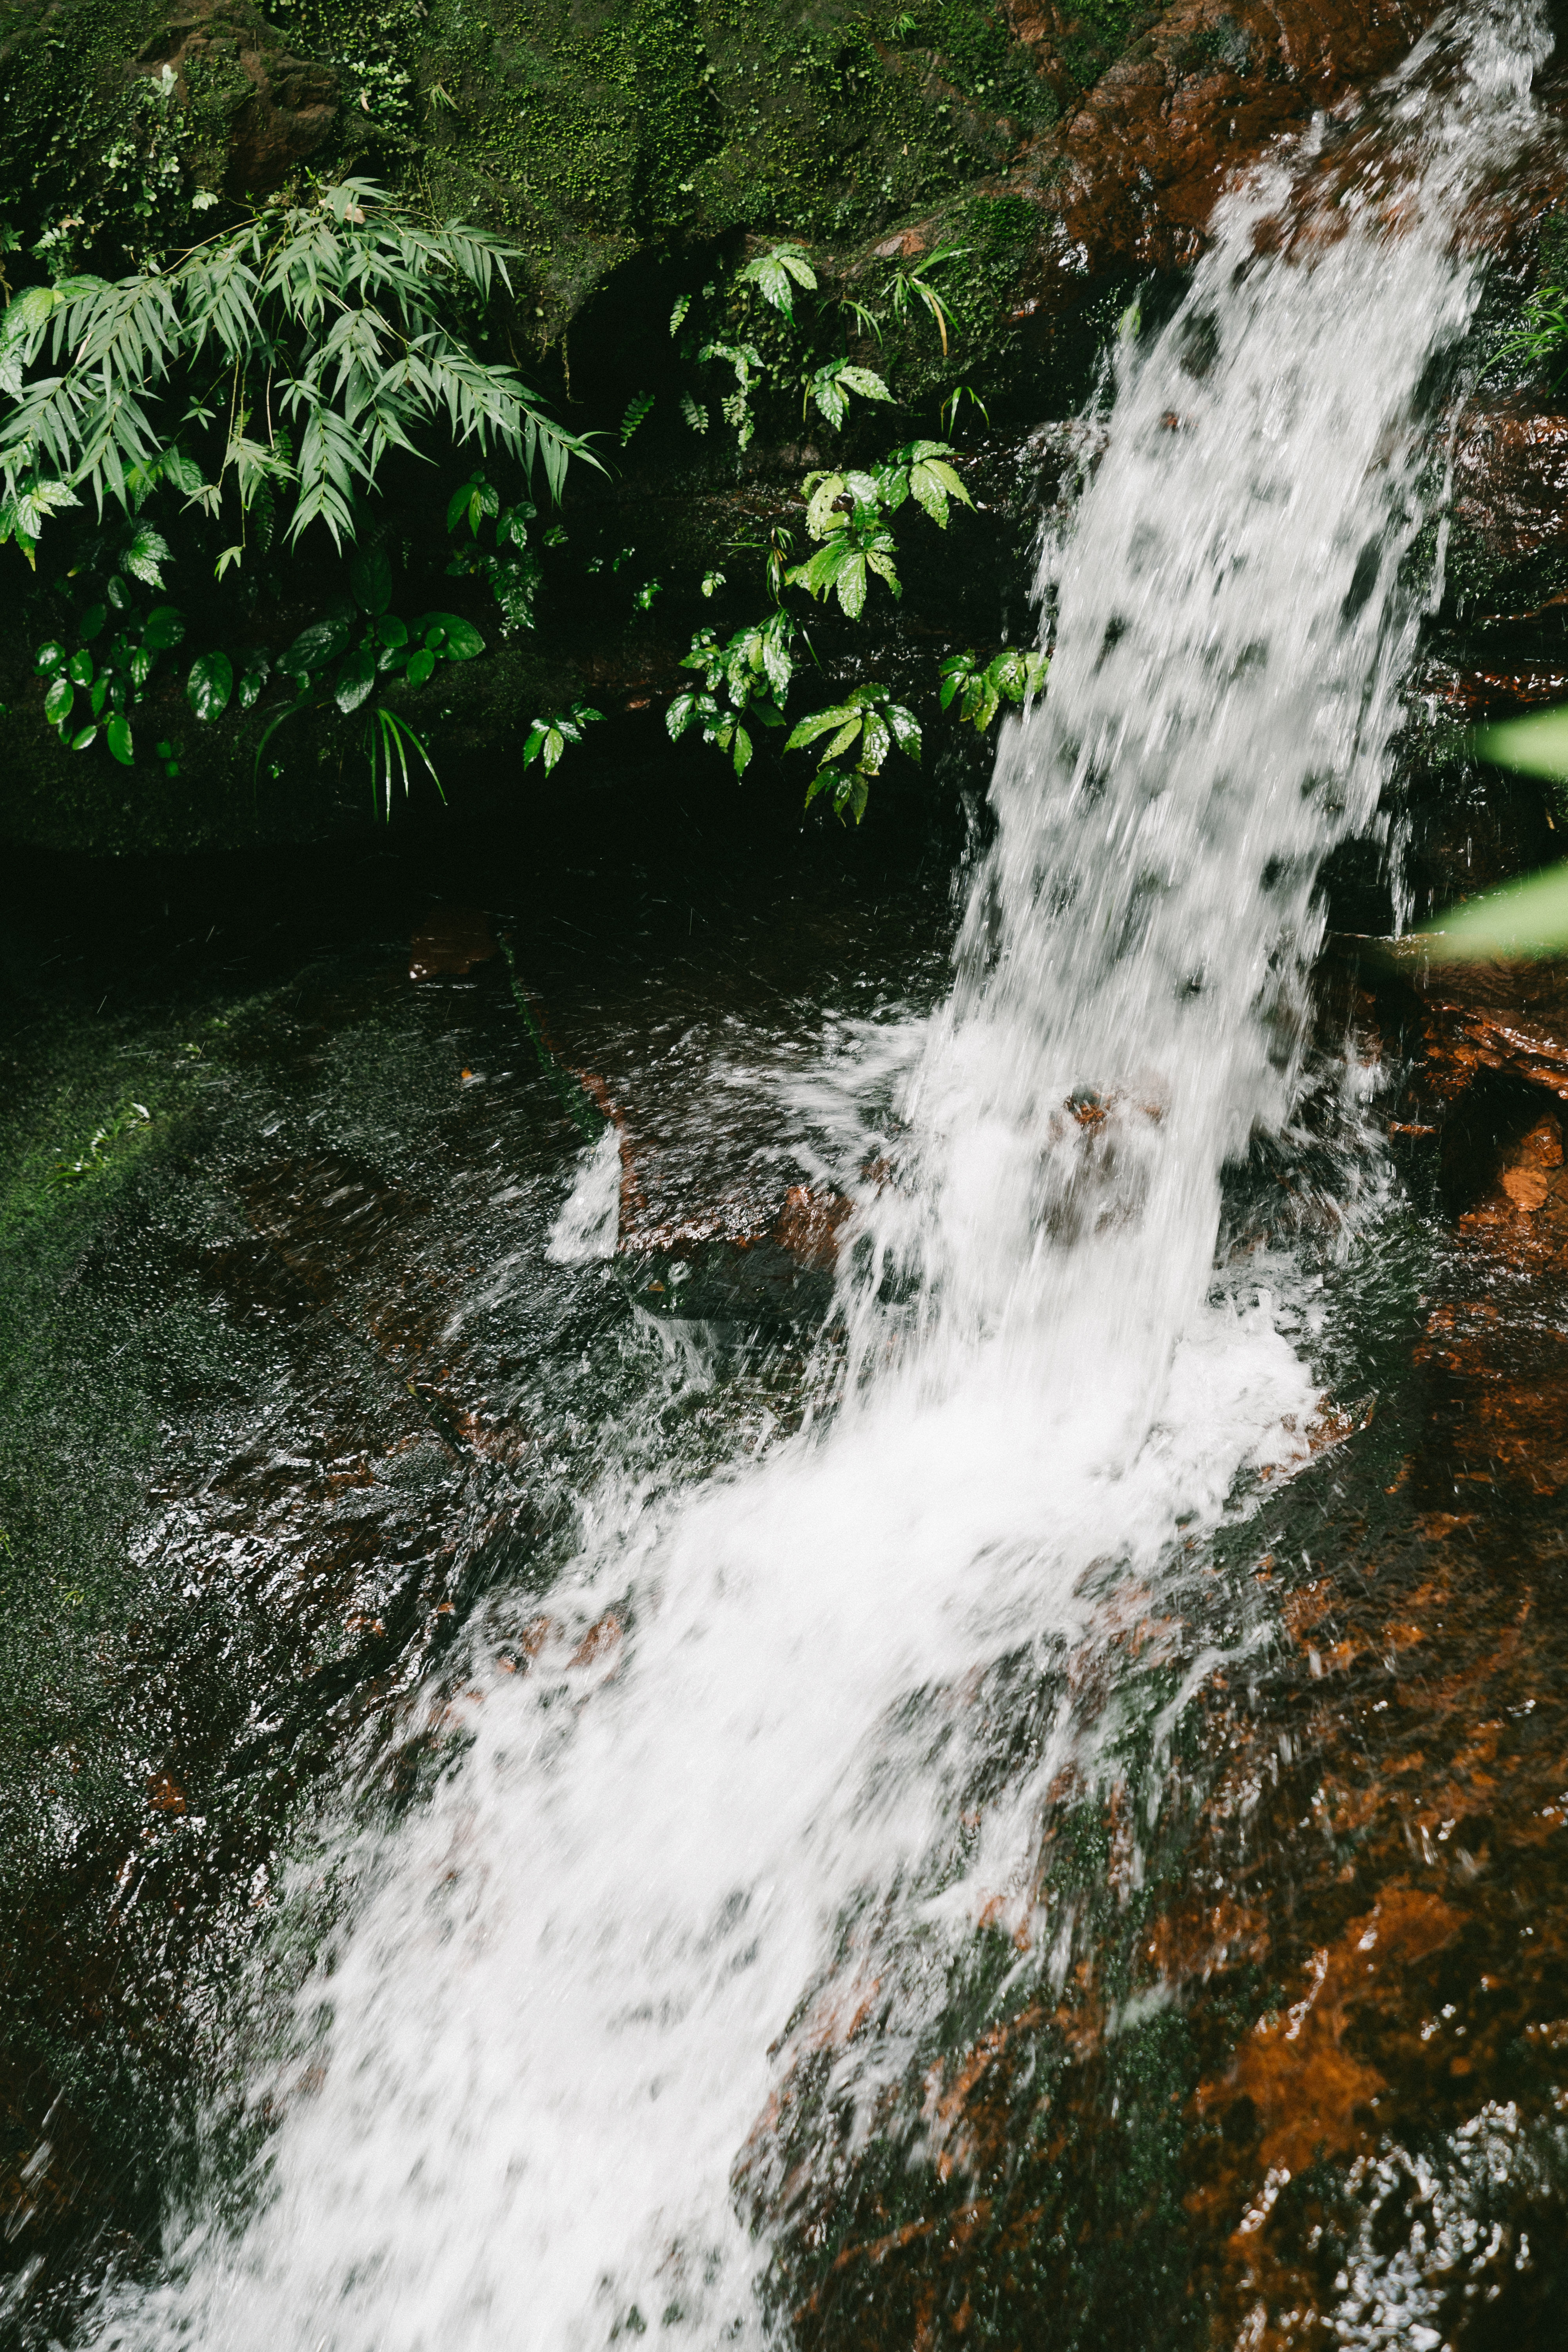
121, 525, 171, 587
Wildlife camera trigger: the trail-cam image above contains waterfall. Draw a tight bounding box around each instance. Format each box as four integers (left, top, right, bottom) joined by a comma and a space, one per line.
95, 5, 1554, 2347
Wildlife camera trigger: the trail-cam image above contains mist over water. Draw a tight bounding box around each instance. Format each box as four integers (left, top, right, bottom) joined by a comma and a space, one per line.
94, 6, 1555, 2345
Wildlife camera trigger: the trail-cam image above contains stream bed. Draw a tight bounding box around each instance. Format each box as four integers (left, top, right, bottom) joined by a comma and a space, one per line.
7, 6, 1568, 2348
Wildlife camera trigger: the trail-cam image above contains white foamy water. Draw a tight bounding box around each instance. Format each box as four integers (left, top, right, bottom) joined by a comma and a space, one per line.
546, 1123, 622, 1262
94, 6, 1553, 2347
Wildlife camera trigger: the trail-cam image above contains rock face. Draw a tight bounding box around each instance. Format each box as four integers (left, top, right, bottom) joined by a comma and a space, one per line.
1000, 0, 1446, 322
131, 1, 338, 197
0, 0, 337, 245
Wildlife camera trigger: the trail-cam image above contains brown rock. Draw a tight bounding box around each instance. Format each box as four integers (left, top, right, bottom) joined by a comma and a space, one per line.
996, 0, 1449, 326
132, 1, 337, 197
1452, 399, 1568, 573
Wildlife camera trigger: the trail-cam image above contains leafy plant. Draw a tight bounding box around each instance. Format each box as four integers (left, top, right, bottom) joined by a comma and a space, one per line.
698, 340, 764, 448
621, 390, 656, 443
255, 546, 483, 812
785, 683, 921, 824
939, 644, 1048, 730
444, 467, 541, 632
35, 530, 187, 763
802, 357, 894, 430
736, 242, 818, 318
804, 439, 973, 534
667, 614, 797, 777
886, 243, 967, 356
522, 701, 605, 775
0, 179, 597, 568
786, 506, 901, 617
1484, 283, 1568, 388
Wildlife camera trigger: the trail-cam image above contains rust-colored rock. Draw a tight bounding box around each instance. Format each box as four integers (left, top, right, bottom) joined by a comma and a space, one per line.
132, 1, 337, 197
988, 0, 1448, 329
1452, 399, 1568, 572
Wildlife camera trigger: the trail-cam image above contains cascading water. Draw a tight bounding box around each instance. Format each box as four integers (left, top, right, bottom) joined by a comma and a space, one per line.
96, 5, 1556, 2345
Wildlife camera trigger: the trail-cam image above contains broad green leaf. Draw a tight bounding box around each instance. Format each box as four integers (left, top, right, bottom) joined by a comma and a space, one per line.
67, 649, 94, 686
106, 575, 131, 612
334, 644, 377, 713
187, 648, 234, 720
667, 691, 697, 739
349, 546, 394, 615
44, 676, 73, 726
377, 614, 409, 649
35, 641, 66, 675
886, 703, 922, 757
90, 678, 109, 717
79, 603, 108, 642
859, 710, 891, 769
834, 552, 867, 619
70, 724, 98, 751
142, 604, 186, 650
415, 612, 484, 660
784, 704, 856, 751
404, 646, 436, 687
106, 713, 134, 766
281, 615, 351, 674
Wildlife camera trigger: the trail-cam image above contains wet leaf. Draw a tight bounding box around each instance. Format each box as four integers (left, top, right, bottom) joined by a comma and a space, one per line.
281, 614, 350, 675
142, 604, 186, 650
334, 643, 377, 713
349, 546, 394, 615
187, 649, 234, 720
105, 713, 134, 766
44, 675, 73, 727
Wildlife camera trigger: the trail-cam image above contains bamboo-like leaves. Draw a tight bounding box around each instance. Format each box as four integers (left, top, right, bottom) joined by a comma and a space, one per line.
0, 180, 597, 563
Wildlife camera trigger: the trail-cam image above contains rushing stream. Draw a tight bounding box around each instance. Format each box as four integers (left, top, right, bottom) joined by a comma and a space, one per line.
47, 4, 1561, 2347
